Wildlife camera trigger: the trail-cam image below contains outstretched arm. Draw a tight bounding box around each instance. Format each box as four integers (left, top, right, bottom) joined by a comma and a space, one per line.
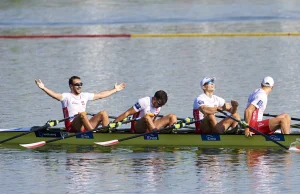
93, 82, 126, 100
35, 79, 62, 101
114, 107, 137, 122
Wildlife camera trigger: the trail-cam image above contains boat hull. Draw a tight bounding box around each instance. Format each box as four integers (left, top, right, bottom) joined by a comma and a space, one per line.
1, 130, 299, 147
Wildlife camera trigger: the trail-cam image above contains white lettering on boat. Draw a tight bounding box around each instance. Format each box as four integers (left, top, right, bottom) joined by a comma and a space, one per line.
206, 135, 217, 141
76, 132, 94, 139
268, 135, 284, 141
201, 134, 221, 141
40, 133, 57, 137
144, 134, 159, 140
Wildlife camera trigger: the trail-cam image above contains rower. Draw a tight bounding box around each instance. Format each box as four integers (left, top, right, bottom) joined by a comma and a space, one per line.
193, 77, 241, 134
113, 90, 177, 133
35, 76, 125, 132
244, 76, 291, 137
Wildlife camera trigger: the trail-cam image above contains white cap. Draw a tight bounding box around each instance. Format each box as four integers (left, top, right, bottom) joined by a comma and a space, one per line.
261, 76, 274, 87
200, 77, 215, 87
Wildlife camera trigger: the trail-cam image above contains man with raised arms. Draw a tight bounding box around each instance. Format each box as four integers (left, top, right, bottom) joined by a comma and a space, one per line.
244, 76, 290, 137
114, 90, 177, 133
35, 76, 125, 132
193, 77, 241, 134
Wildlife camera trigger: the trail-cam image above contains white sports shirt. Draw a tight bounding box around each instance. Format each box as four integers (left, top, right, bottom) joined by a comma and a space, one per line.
247, 88, 268, 122
61, 92, 94, 122
193, 94, 225, 120
133, 96, 161, 117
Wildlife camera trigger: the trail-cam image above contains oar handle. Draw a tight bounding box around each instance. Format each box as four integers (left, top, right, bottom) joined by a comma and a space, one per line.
218, 109, 289, 150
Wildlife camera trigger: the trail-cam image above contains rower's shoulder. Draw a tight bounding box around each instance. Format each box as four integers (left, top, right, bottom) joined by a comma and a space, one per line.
195, 93, 206, 99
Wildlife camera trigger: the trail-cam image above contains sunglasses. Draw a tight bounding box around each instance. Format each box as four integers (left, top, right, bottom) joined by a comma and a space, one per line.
73, 82, 83, 87
204, 81, 214, 85
156, 100, 163, 106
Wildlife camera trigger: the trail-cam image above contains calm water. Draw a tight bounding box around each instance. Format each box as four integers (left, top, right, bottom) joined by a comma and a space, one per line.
1, 145, 300, 194
1, 0, 300, 193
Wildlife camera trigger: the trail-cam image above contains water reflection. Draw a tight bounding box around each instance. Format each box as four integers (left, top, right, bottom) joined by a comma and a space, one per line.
244, 148, 292, 193
1, 145, 300, 193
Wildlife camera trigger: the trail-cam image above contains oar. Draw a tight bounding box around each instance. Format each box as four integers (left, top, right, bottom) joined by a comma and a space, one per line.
0, 115, 77, 144
291, 123, 300, 128
156, 114, 191, 121
264, 113, 300, 121
157, 114, 226, 120
217, 109, 289, 150
19, 117, 137, 149
95, 118, 197, 146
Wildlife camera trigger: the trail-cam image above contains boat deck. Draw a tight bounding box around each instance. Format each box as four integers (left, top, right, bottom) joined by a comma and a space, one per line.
1, 128, 299, 147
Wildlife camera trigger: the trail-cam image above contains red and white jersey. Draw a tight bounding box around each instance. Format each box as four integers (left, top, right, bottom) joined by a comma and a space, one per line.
133, 96, 161, 118
193, 93, 225, 120
60, 92, 94, 127
247, 88, 268, 122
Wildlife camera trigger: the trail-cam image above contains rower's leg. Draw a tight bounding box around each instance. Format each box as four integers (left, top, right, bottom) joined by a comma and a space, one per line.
215, 112, 240, 134
71, 115, 83, 132
144, 114, 156, 130
282, 114, 291, 134
199, 115, 217, 133
269, 113, 291, 134
134, 117, 148, 133
79, 112, 93, 131
89, 110, 109, 128
231, 112, 241, 128
153, 114, 177, 129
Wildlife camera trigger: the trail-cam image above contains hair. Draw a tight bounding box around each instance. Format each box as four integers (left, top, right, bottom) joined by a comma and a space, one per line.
69, 76, 81, 85
154, 90, 168, 105
261, 83, 272, 88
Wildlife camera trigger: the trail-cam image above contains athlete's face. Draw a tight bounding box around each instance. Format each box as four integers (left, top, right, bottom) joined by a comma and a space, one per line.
153, 97, 164, 108
202, 81, 215, 92
70, 79, 83, 95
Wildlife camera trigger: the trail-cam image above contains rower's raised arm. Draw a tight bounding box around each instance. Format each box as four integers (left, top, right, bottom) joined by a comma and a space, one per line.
93, 82, 125, 100
35, 79, 62, 101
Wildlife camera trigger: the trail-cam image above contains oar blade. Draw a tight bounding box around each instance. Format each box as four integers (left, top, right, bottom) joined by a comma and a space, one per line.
288, 147, 300, 152
288, 140, 300, 152
94, 140, 119, 146
19, 141, 46, 149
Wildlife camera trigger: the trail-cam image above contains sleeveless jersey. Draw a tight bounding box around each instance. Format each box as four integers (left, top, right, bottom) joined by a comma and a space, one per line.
130, 96, 161, 133
60, 92, 94, 130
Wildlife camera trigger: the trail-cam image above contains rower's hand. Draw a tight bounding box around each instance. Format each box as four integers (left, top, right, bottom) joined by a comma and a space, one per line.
35, 79, 45, 90
222, 103, 231, 111
146, 113, 155, 117
114, 82, 126, 92
245, 129, 254, 137
231, 100, 239, 107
